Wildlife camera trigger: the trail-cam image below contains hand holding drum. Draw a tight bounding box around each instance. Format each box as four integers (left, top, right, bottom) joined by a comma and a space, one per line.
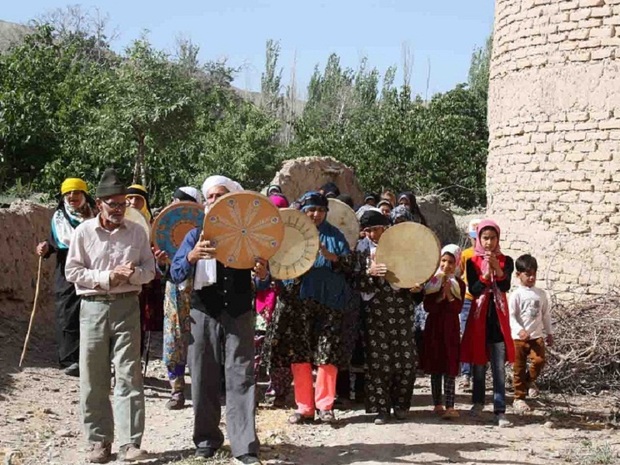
188, 234, 216, 264
368, 260, 388, 277
374, 222, 441, 290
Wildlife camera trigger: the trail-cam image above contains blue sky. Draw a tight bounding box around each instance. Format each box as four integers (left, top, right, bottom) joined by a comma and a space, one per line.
4, 1, 495, 98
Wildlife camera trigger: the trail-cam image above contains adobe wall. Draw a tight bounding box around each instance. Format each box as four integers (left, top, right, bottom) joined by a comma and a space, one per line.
0, 201, 55, 335
488, 0, 620, 300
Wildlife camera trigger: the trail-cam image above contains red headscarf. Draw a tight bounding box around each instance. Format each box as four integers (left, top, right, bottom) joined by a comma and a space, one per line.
474, 219, 502, 257
474, 219, 503, 277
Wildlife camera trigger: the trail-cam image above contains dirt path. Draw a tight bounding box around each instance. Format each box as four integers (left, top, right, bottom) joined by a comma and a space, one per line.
2, 329, 619, 465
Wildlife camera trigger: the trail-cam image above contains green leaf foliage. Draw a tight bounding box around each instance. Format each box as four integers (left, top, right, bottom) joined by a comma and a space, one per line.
0, 23, 489, 209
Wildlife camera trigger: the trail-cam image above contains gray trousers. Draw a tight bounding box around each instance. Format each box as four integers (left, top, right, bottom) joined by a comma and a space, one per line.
79, 295, 144, 446
188, 308, 259, 456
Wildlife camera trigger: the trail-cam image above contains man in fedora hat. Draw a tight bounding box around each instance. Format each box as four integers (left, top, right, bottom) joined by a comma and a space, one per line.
66, 168, 155, 463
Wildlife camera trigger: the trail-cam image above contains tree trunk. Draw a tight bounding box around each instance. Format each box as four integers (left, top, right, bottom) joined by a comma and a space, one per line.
133, 132, 146, 186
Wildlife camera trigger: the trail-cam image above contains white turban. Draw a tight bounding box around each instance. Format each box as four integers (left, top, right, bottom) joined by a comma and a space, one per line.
201, 175, 243, 200
194, 175, 243, 291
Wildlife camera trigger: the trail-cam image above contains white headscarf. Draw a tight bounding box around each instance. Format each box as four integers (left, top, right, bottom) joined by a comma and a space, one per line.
179, 186, 202, 204
201, 175, 243, 200
355, 204, 375, 220
194, 175, 243, 290
424, 244, 462, 299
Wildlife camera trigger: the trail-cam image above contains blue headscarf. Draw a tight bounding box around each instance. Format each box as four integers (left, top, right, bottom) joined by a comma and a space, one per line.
297, 192, 350, 310
300, 191, 329, 211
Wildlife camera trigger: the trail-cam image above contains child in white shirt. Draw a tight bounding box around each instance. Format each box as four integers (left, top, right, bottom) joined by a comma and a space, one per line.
509, 254, 553, 412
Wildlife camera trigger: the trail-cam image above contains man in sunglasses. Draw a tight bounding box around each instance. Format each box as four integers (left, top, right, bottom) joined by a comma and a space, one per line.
65, 168, 155, 464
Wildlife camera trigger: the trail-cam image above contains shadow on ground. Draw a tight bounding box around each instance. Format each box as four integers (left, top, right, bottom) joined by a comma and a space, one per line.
1, 315, 57, 400
267, 440, 550, 465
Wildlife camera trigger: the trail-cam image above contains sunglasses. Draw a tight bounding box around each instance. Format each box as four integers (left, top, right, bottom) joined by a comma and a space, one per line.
101, 199, 127, 210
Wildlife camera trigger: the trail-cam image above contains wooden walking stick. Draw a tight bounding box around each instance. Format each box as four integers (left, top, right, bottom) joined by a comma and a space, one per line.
19, 255, 43, 368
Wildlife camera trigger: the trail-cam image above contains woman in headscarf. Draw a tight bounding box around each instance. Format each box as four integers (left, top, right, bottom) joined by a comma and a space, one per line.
390, 205, 414, 224
263, 191, 351, 424
377, 199, 392, 219
172, 186, 203, 204
421, 244, 466, 419
35, 178, 97, 376
397, 191, 427, 226
126, 184, 153, 222
253, 193, 293, 408
355, 208, 424, 424
127, 184, 162, 357
266, 185, 282, 196
460, 220, 515, 428
162, 187, 202, 410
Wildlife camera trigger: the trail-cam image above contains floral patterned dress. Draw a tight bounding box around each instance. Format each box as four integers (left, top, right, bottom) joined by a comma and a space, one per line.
356, 250, 423, 414
263, 280, 344, 368
162, 279, 192, 376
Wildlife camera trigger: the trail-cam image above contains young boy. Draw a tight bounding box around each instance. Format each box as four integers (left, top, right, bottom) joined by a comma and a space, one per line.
509, 254, 553, 413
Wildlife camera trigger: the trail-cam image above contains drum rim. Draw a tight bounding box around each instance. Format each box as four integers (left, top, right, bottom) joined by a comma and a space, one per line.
151, 201, 205, 256
269, 208, 320, 280
326, 197, 360, 249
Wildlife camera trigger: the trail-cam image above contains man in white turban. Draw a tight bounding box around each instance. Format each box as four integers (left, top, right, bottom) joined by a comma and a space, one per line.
170, 175, 261, 465
201, 175, 243, 203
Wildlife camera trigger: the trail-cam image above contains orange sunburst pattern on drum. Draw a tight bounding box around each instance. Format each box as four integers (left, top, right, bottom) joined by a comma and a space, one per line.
203, 191, 285, 269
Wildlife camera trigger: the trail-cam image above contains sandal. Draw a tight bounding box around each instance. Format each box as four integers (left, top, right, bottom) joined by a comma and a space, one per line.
442, 408, 460, 419
288, 412, 314, 424
317, 409, 336, 423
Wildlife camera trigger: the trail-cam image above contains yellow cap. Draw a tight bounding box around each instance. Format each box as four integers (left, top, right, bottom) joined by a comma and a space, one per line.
61, 178, 88, 195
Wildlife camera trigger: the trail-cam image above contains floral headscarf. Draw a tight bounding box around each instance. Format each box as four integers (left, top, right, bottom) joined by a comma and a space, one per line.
390, 205, 414, 223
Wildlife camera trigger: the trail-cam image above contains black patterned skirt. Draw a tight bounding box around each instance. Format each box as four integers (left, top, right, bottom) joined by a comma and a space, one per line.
264, 284, 343, 369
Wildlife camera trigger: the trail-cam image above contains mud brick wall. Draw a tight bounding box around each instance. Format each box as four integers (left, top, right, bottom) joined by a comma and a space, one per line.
0, 201, 55, 327
488, 0, 620, 301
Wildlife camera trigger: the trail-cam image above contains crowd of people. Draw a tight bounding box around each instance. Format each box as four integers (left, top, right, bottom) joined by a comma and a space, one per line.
35, 170, 554, 464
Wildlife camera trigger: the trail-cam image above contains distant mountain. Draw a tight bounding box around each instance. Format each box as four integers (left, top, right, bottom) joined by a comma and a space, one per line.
0, 19, 305, 114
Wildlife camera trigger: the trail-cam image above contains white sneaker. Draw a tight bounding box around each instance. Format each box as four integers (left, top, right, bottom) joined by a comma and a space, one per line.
528, 382, 540, 398
496, 413, 513, 428
458, 375, 471, 390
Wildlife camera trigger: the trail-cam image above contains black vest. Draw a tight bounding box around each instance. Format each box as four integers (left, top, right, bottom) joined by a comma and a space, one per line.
191, 261, 252, 318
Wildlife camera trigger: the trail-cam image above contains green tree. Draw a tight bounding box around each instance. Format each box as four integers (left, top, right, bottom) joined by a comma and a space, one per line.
260, 39, 283, 117
0, 25, 112, 191
468, 35, 492, 116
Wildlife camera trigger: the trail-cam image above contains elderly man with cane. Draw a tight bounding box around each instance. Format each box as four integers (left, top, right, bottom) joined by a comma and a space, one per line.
171, 175, 261, 465
65, 168, 155, 463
